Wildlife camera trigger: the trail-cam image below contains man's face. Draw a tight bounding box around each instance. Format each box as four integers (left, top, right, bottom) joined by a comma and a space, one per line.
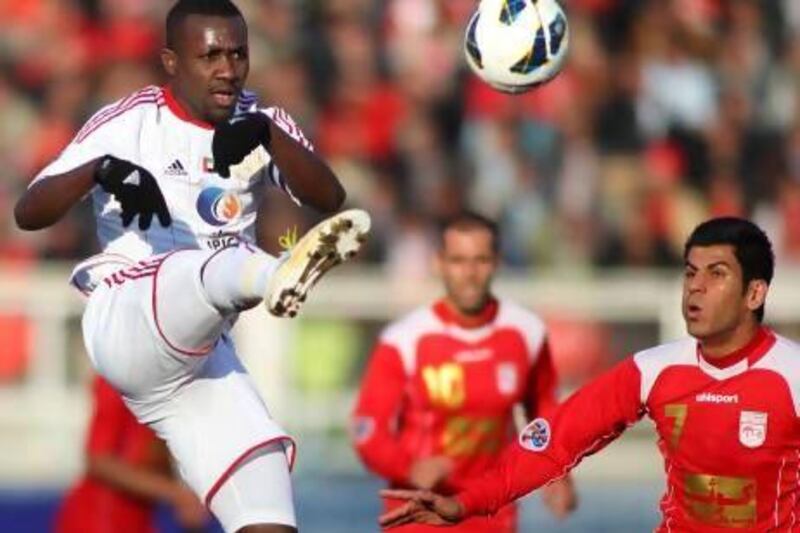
682, 244, 762, 342
436, 227, 498, 315
163, 15, 249, 124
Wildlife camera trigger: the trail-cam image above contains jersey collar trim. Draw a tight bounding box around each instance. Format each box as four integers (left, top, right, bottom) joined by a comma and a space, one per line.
433, 297, 498, 329
163, 86, 215, 130
696, 327, 775, 379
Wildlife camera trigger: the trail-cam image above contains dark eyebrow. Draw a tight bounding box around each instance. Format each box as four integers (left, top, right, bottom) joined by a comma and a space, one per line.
707, 261, 732, 270
200, 45, 247, 55
684, 260, 731, 270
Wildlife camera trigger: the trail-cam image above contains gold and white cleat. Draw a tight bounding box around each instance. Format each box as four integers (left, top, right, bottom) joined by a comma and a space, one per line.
265, 209, 371, 317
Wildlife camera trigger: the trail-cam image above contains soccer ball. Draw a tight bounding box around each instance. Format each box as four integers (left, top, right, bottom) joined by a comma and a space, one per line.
464, 0, 569, 94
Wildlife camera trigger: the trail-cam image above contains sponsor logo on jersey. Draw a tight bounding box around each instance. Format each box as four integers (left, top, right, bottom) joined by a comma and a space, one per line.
453, 347, 493, 363
165, 159, 188, 176
204, 231, 241, 250
496, 362, 518, 395
696, 392, 739, 404
196, 187, 242, 226
739, 411, 767, 448
519, 418, 551, 452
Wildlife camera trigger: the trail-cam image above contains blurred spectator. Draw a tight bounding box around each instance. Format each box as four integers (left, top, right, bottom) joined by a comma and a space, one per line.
1, 0, 799, 272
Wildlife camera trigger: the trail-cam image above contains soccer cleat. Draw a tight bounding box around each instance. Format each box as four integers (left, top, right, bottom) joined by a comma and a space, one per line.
265, 209, 371, 317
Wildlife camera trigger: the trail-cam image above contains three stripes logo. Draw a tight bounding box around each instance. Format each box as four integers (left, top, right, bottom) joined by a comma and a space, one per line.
165, 159, 188, 176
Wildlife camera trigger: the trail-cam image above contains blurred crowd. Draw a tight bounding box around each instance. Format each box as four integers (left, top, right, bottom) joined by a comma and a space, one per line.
1, 0, 800, 276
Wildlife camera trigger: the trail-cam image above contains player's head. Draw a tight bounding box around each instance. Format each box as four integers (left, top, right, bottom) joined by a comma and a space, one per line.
682, 217, 774, 341
435, 212, 499, 315
161, 0, 248, 124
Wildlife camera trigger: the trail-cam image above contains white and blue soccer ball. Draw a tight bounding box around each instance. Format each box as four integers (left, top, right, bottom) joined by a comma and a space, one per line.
464, 0, 570, 94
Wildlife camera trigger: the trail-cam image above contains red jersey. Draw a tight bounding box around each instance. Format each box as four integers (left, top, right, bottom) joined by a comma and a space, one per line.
56, 377, 161, 533
352, 298, 557, 532
458, 327, 800, 532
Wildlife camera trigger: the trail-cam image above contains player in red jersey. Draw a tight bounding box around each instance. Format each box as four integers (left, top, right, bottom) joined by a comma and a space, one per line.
56, 376, 207, 533
379, 217, 800, 532
352, 212, 576, 532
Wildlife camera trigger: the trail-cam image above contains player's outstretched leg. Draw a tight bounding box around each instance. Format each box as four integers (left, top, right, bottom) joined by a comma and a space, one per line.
265, 208, 371, 318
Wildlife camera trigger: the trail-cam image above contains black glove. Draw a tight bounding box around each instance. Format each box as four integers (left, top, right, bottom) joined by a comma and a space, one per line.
212, 113, 272, 178
94, 155, 172, 230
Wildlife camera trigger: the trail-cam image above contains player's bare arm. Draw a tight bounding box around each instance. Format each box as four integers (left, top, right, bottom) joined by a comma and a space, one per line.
88, 452, 207, 528
14, 160, 97, 230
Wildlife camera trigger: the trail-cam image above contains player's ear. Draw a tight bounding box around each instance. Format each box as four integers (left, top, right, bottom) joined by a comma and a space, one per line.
745, 279, 768, 313
161, 48, 178, 77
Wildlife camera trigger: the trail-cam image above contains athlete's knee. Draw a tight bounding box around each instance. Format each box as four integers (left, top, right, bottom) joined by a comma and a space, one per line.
237, 524, 297, 533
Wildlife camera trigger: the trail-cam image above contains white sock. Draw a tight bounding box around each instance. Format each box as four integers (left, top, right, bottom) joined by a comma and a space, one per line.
200, 244, 281, 313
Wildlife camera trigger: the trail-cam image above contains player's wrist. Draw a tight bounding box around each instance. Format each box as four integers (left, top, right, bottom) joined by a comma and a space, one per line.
93, 155, 120, 187
454, 491, 477, 518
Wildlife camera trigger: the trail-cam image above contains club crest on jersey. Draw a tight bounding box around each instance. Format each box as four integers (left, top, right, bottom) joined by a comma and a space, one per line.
496, 363, 518, 395
196, 187, 242, 226
739, 411, 767, 448
519, 418, 551, 452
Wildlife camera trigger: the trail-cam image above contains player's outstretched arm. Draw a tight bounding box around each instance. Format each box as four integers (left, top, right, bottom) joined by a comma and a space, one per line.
213, 113, 345, 213
379, 489, 464, 529
380, 358, 644, 527
16, 156, 172, 231
15, 160, 98, 231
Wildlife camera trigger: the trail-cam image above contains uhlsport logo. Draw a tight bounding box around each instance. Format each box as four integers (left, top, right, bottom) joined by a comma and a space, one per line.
519, 418, 551, 452
196, 187, 242, 226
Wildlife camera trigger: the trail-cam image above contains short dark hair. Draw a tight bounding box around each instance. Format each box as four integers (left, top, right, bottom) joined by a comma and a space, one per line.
166, 0, 244, 48
684, 217, 774, 322
439, 211, 500, 254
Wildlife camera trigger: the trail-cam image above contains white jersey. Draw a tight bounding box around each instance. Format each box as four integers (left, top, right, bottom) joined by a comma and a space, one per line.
34, 85, 312, 292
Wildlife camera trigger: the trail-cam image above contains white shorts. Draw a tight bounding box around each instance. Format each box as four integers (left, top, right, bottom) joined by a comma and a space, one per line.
81, 250, 296, 514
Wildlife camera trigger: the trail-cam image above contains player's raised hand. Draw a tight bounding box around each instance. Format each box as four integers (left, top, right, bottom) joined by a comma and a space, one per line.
541, 475, 578, 519
212, 112, 271, 178
94, 156, 172, 230
379, 489, 464, 529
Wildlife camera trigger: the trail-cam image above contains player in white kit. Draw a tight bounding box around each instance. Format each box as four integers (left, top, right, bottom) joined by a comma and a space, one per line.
13, 1, 371, 532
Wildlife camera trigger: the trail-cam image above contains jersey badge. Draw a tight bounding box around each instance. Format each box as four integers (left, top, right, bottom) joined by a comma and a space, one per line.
350, 416, 375, 444
519, 418, 551, 452
197, 187, 242, 226
165, 159, 188, 176
496, 362, 518, 395
739, 411, 767, 448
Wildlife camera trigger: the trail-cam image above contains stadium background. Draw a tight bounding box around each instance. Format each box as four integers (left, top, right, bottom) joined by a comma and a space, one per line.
0, 0, 799, 531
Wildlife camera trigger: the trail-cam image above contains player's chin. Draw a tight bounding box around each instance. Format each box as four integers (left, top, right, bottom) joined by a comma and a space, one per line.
205, 101, 237, 124
685, 321, 709, 339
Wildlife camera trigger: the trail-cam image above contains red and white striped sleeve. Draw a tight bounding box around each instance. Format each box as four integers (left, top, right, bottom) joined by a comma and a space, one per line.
456, 357, 644, 516
31, 86, 163, 186
258, 106, 315, 205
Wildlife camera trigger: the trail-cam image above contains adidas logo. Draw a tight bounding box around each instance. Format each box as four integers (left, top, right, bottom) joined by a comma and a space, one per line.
165, 159, 187, 176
